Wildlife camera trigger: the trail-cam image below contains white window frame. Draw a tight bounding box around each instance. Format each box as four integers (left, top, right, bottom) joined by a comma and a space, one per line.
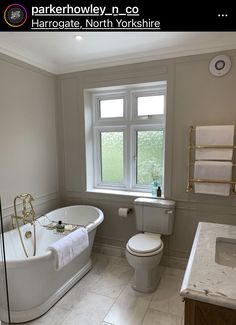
91, 83, 166, 193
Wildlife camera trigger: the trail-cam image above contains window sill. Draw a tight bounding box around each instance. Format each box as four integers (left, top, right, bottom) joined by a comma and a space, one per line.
86, 188, 164, 199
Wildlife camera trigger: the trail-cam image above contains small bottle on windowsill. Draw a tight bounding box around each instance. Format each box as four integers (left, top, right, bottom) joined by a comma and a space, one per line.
151, 180, 158, 197
156, 186, 162, 197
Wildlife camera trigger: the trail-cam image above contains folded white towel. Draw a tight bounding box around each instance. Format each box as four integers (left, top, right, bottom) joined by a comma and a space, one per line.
48, 227, 89, 271
194, 161, 232, 196
195, 125, 234, 160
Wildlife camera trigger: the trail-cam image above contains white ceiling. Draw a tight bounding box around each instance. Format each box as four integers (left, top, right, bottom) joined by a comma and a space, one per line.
0, 32, 236, 74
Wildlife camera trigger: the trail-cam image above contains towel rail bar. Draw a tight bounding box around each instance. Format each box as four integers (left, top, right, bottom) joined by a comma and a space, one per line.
189, 179, 236, 185
191, 127, 235, 132
186, 125, 236, 194
189, 163, 236, 167
187, 179, 236, 194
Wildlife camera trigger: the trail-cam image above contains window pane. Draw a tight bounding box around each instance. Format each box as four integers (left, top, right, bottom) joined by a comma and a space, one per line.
101, 132, 123, 183
100, 99, 124, 118
137, 95, 164, 116
136, 130, 164, 186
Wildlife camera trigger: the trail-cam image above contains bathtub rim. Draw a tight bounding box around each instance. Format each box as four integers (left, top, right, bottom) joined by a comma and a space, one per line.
45, 205, 104, 232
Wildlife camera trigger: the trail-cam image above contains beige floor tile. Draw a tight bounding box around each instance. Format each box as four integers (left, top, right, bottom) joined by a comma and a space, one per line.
89, 262, 133, 298
104, 284, 154, 325
169, 294, 184, 317
150, 273, 184, 317
91, 253, 117, 273
61, 292, 114, 325
55, 279, 89, 311
142, 308, 182, 325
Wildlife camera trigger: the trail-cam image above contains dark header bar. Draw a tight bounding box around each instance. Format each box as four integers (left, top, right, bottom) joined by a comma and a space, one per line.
0, 1, 235, 32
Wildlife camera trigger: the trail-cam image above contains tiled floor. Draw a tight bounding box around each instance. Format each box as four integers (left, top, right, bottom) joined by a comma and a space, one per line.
5, 253, 185, 325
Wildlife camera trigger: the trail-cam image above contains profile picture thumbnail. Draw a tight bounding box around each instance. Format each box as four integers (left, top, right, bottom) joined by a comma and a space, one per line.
4, 4, 28, 27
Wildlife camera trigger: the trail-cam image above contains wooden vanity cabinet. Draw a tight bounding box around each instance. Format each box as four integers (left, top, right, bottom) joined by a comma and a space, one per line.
184, 298, 236, 325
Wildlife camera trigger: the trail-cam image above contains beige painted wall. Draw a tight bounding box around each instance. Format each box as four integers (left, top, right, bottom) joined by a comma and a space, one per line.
0, 54, 60, 225
59, 50, 236, 262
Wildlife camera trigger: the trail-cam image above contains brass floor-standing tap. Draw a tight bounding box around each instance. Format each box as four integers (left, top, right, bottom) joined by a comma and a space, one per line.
12, 193, 36, 257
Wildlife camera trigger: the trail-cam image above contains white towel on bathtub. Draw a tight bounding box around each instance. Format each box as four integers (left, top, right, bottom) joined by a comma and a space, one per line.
48, 227, 89, 271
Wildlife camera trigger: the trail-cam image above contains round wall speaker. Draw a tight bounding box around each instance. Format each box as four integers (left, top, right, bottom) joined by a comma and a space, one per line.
209, 55, 231, 77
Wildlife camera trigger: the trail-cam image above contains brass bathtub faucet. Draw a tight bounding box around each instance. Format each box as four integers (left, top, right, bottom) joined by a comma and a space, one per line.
12, 193, 36, 229
11, 193, 37, 257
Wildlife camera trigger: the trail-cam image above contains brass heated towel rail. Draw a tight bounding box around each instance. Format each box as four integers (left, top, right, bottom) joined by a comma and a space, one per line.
186, 126, 236, 194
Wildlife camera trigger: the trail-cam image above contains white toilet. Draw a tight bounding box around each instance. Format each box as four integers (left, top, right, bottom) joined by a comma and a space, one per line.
126, 198, 175, 293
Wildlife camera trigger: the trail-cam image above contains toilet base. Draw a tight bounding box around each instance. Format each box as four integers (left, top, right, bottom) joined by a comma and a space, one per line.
126, 246, 163, 293
131, 266, 162, 293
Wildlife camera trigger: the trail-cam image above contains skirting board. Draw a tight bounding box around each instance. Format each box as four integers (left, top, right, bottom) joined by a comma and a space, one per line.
93, 242, 188, 270
161, 255, 188, 270
93, 242, 126, 257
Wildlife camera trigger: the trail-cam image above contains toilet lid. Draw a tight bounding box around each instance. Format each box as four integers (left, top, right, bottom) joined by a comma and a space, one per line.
127, 233, 162, 254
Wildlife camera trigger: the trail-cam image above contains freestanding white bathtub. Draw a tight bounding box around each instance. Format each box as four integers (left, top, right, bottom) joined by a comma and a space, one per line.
0, 205, 104, 323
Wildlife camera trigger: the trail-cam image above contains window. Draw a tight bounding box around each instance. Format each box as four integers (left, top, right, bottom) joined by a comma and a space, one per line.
99, 99, 124, 118
100, 131, 124, 183
137, 95, 164, 116
136, 130, 164, 186
90, 82, 166, 193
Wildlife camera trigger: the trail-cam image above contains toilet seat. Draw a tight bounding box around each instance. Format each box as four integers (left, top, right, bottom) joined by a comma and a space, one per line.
127, 232, 163, 257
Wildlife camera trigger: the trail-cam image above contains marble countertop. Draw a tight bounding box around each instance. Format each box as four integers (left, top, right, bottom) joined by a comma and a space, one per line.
180, 222, 236, 310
